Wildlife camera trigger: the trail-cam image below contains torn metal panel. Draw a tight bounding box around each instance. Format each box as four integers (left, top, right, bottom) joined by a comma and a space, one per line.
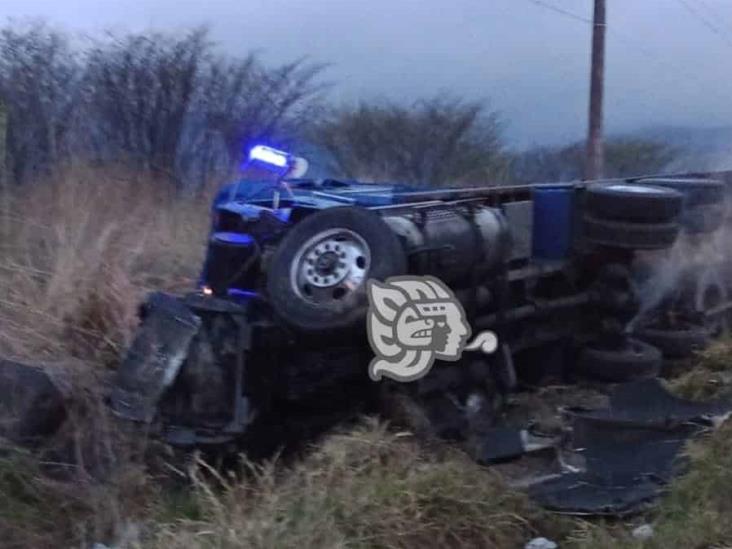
477, 427, 557, 464
529, 474, 661, 516
110, 293, 201, 423
528, 379, 732, 515
569, 413, 699, 484
606, 377, 731, 425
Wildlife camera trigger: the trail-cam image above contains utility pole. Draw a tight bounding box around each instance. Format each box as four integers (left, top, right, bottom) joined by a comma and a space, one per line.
585, 0, 606, 180
0, 99, 8, 237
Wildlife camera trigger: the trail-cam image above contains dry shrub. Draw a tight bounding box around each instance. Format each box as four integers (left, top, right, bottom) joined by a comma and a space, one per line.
0, 164, 211, 363
669, 338, 732, 400
643, 420, 732, 548
149, 420, 568, 549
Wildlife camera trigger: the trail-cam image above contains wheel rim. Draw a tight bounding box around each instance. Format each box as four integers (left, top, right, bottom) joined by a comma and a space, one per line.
605, 184, 664, 195
290, 228, 371, 306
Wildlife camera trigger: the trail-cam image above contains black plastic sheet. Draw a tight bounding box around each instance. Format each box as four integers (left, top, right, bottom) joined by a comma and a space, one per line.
528, 379, 731, 515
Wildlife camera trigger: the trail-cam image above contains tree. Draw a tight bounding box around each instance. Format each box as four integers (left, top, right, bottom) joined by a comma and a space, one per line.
511, 138, 677, 183
313, 97, 508, 186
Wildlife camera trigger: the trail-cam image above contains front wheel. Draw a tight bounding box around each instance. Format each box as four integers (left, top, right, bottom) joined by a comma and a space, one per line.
267, 207, 407, 333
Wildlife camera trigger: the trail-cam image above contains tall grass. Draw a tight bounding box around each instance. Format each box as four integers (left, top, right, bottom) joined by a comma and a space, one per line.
149, 421, 569, 549
0, 165, 211, 547
0, 165, 210, 363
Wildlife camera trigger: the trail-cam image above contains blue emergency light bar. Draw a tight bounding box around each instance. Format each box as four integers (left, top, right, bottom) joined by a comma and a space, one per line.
249, 145, 290, 169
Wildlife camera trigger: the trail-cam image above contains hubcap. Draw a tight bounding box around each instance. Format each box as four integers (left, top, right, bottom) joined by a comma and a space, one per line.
290, 229, 371, 305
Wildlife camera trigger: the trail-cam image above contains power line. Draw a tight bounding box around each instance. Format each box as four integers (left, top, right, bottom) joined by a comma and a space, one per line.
523, 0, 725, 74
525, 0, 591, 24
674, 0, 732, 48
522, 0, 729, 96
520, 0, 732, 131
692, 0, 732, 37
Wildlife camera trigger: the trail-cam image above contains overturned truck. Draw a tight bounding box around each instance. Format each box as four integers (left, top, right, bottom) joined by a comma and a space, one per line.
100, 157, 732, 453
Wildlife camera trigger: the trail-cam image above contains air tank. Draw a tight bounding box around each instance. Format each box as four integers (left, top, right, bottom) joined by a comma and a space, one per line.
383, 206, 510, 284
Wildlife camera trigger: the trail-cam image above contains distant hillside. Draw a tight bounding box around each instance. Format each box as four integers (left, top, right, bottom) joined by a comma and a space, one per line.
628, 125, 732, 172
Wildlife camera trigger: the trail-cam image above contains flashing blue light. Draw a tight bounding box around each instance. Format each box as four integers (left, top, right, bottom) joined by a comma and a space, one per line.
249, 145, 290, 169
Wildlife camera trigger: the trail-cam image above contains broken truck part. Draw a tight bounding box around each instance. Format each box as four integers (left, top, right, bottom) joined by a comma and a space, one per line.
529, 378, 732, 515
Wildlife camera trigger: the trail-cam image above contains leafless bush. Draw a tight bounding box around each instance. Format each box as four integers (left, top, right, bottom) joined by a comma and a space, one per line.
193, 55, 326, 178
0, 24, 324, 187
82, 29, 210, 179
313, 97, 509, 186
0, 23, 81, 184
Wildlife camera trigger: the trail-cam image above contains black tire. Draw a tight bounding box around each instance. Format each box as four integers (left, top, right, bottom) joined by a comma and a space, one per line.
682, 204, 726, 234
584, 183, 683, 222
267, 207, 407, 333
582, 215, 680, 250
588, 264, 639, 317
636, 324, 709, 359
577, 338, 661, 382
631, 178, 725, 207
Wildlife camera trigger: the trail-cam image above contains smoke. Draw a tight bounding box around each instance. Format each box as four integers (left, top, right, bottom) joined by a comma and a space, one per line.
626, 217, 730, 333
627, 245, 685, 333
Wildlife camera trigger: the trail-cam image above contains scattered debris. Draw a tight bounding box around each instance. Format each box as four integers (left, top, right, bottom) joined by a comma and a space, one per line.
529, 379, 732, 515
632, 523, 655, 540
525, 536, 558, 549
476, 427, 557, 464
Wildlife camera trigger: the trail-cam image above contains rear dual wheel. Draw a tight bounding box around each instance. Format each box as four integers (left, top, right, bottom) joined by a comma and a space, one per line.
632, 177, 727, 234
582, 216, 680, 250
636, 323, 709, 359
584, 183, 683, 223
577, 338, 662, 382
582, 184, 682, 250
631, 178, 725, 207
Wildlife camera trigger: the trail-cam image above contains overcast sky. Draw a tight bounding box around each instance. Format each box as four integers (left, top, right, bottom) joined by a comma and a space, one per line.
3, 0, 732, 148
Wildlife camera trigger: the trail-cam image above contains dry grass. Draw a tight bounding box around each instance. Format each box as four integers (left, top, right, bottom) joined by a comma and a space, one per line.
0, 166, 212, 547
147, 421, 570, 549
669, 338, 732, 400
0, 165, 209, 363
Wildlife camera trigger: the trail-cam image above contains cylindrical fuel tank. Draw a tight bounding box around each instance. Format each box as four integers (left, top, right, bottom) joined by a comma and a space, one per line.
383, 206, 510, 284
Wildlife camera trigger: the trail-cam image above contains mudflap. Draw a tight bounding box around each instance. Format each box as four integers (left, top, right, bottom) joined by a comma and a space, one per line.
110, 293, 201, 423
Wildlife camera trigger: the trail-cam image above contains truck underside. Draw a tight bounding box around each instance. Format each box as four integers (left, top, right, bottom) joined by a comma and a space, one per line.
4, 169, 732, 514
104, 171, 732, 458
